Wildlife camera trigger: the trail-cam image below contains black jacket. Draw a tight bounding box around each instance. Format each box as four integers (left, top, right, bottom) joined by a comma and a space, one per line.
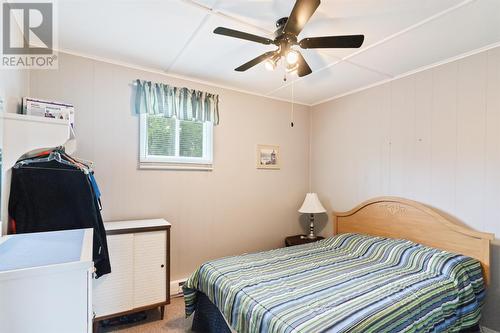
8, 160, 111, 277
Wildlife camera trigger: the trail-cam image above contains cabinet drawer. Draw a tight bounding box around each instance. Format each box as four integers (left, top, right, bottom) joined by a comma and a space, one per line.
133, 231, 167, 307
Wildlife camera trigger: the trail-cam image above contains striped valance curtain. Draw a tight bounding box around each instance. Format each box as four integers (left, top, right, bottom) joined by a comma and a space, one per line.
134, 79, 219, 125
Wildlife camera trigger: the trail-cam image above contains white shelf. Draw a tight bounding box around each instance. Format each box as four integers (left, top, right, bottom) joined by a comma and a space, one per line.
1, 112, 70, 126
104, 219, 171, 231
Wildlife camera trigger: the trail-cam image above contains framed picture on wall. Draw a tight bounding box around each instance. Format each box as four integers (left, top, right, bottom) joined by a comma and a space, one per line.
256, 144, 280, 169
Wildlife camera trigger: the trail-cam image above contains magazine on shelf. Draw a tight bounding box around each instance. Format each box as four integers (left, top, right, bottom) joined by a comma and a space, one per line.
22, 97, 75, 127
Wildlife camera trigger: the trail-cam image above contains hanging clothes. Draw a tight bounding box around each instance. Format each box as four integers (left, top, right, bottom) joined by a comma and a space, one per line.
8, 150, 111, 277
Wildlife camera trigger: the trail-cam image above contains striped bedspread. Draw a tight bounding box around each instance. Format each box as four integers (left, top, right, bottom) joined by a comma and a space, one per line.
183, 233, 485, 333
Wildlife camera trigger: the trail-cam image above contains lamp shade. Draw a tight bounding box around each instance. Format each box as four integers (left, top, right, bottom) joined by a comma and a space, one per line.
298, 193, 326, 214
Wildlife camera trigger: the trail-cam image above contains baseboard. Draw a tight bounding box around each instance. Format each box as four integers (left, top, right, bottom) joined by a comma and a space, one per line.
170, 278, 187, 296
482, 326, 500, 333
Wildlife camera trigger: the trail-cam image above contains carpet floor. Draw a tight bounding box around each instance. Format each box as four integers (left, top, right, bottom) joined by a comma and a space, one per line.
100, 296, 193, 333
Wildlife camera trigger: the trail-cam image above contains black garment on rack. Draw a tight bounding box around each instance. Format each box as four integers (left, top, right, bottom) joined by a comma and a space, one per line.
8, 159, 111, 277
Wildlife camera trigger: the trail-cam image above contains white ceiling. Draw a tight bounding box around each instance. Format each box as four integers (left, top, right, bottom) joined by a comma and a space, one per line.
57, 0, 500, 105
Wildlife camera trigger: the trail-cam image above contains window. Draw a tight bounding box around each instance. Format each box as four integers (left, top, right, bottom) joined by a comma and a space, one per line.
139, 114, 213, 169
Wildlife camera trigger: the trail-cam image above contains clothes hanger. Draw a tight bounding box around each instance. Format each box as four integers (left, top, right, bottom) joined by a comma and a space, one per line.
72, 156, 94, 169
15, 146, 94, 175
14, 150, 75, 169
13, 149, 87, 174
56, 148, 90, 173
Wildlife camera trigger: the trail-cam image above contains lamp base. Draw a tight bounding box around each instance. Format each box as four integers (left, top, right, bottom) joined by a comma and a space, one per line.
301, 234, 319, 240
300, 214, 317, 240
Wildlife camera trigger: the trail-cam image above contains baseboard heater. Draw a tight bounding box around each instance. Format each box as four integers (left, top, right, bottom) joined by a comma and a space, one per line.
171, 279, 187, 296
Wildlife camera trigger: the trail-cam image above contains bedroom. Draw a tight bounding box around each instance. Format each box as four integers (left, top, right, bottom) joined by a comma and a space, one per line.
0, 0, 499, 332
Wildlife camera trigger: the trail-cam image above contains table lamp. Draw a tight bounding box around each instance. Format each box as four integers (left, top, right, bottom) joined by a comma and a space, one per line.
299, 193, 326, 239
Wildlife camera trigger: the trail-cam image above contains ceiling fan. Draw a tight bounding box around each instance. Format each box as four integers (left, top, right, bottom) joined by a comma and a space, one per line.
213, 0, 365, 77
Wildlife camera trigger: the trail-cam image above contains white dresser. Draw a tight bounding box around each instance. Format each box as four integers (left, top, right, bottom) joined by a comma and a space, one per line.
93, 219, 171, 330
0, 228, 94, 333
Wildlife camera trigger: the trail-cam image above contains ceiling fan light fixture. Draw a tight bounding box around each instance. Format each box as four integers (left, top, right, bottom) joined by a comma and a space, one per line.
265, 58, 277, 71
217, 0, 364, 77
285, 50, 299, 65
286, 62, 299, 73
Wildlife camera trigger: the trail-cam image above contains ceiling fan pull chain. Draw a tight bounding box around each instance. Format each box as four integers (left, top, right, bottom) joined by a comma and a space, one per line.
291, 79, 295, 128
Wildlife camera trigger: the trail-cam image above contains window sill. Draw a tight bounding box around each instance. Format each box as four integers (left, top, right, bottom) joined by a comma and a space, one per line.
139, 162, 213, 171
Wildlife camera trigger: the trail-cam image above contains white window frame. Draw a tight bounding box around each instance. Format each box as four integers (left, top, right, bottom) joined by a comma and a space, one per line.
139, 114, 213, 170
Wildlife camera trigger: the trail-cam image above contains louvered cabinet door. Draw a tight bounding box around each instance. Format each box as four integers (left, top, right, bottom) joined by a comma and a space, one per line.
93, 234, 134, 317
133, 230, 167, 308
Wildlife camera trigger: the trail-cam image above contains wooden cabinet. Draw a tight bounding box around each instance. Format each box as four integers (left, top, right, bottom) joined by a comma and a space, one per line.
0, 228, 94, 333
93, 219, 171, 329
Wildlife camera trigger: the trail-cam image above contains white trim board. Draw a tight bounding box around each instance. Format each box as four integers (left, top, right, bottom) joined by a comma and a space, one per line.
27, 0, 498, 106
49, 47, 311, 107
265, 0, 477, 97
54, 40, 500, 109
311, 41, 500, 107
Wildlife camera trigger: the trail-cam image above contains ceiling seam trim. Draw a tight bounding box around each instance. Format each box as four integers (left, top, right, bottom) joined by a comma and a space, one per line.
264, 58, 341, 97
264, 0, 477, 96
165, 13, 212, 72
170, 0, 275, 72
45, 47, 312, 106
339, 0, 477, 62
179, 0, 383, 85
178, 0, 391, 96
310, 40, 500, 107
342, 60, 393, 78
178, 0, 274, 36
264, 58, 392, 98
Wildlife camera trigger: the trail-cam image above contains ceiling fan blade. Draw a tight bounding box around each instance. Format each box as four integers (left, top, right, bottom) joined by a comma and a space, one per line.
296, 52, 312, 77
299, 35, 365, 49
214, 27, 273, 45
235, 51, 277, 72
283, 0, 321, 36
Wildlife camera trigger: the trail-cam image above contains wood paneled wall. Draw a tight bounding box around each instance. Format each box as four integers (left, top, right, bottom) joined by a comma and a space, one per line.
311, 46, 500, 331
29, 53, 310, 282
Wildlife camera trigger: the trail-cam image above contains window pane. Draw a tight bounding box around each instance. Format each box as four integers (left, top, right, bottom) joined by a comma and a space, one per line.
179, 120, 203, 158
147, 116, 176, 156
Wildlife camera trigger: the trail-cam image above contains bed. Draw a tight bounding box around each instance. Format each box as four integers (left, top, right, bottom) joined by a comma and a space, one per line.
183, 197, 494, 333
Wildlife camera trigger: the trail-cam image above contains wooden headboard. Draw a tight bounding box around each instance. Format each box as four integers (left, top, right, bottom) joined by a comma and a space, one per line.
333, 197, 494, 285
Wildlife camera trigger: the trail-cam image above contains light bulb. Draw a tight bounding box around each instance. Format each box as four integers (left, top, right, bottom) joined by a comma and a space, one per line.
265, 59, 276, 71
286, 50, 299, 65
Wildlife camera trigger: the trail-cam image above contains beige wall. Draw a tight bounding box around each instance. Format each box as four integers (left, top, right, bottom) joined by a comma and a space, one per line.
14, 46, 500, 329
310, 46, 500, 331
0, 22, 29, 115
29, 52, 310, 281
0, 70, 29, 114
0, 69, 30, 233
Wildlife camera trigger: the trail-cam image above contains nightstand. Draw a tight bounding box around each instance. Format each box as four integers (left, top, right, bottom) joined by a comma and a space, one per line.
285, 235, 325, 247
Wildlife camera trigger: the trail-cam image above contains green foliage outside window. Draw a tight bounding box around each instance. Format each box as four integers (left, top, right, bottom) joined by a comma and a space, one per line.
147, 115, 203, 158
180, 121, 203, 157
147, 116, 176, 156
